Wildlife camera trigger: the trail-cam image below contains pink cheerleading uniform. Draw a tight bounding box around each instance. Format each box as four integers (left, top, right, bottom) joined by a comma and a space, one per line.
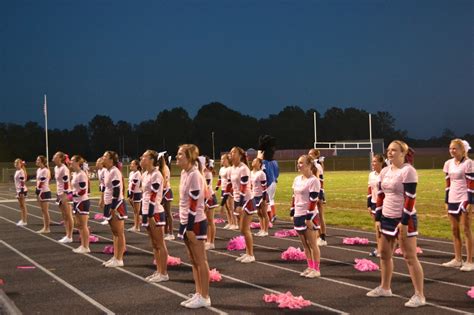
103, 166, 127, 220
14, 169, 27, 198
71, 170, 90, 215
367, 170, 380, 214
291, 175, 320, 232
443, 158, 473, 214
178, 166, 207, 240
127, 170, 142, 202
141, 169, 165, 227
230, 162, 254, 214
376, 164, 418, 237
36, 167, 51, 201
251, 170, 267, 207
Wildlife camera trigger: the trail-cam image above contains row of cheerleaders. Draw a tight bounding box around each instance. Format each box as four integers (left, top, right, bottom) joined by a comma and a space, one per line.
10, 137, 473, 309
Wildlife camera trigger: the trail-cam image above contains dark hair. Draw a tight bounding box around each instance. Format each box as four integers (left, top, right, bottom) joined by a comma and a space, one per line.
71, 155, 85, 167
143, 150, 159, 167
131, 159, 142, 171
37, 155, 48, 167
373, 154, 387, 168
104, 151, 119, 167
231, 146, 248, 165
55, 151, 70, 164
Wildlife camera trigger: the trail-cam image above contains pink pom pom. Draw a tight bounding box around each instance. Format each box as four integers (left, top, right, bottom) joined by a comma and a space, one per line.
274, 229, 298, 238
263, 291, 311, 309
227, 235, 246, 251
172, 212, 180, 220
89, 235, 99, 243
281, 247, 307, 261
250, 222, 261, 229
94, 213, 104, 220
209, 268, 222, 282
343, 237, 369, 245
214, 218, 225, 224
467, 287, 474, 299
103, 245, 126, 255
394, 247, 423, 256
167, 256, 182, 266
354, 258, 379, 272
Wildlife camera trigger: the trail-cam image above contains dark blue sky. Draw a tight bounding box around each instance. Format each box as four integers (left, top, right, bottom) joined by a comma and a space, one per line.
1, 0, 472, 138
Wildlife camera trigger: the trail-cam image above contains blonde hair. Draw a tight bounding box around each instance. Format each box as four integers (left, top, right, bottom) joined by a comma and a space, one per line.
14, 158, 27, 178
299, 155, 319, 177
179, 144, 200, 166
390, 140, 415, 165
308, 149, 321, 159
450, 138, 468, 158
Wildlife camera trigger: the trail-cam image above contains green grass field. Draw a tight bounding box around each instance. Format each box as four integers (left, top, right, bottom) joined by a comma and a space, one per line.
47, 169, 452, 239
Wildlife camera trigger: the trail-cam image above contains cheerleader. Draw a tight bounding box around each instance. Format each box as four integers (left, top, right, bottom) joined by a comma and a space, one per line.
258, 135, 279, 224
367, 154, 386, 257
251, 158, 269, 237
102, 151, 127, 268
13, 159, 28, 226
70, 155, 91, 254
53, 152, 73, 243
160, 152, 175, 240
230, 147, 256, 263
291, 155, 321, 278
216, 153, 237, 230
199, 156, 218, 250
442, 139, 473, 272
140, 150, 169, 282
127, 159, 142, 232
367, 141, 425, 308
309, 149, 327, 246
176, 144, 211, 309
96, 158, 109, 226
35, 155, 51, 233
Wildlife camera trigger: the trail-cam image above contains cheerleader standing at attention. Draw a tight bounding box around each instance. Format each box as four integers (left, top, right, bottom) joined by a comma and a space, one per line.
160, 152, 175, 240
127, 159, 142, 232
201, 156, 218, 250
251, 158, 268, 237
53, 152, 73, 243
367, 154, 386, 257
14, 158, 28, 226
35, 155, 51, 233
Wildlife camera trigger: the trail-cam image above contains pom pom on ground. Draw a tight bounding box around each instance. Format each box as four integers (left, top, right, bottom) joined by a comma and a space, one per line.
343, 237, 369, 245
467, 287, 474, 299
394, 247, 423, 256
94, 213, 104, 220
263, 291, 311, 309
214, 218, 225, 224
209, 268, 222, 282
354, 258, 379, 272
274, 229, 298, 238
227, 236, 246, 251
103, 245, 127, 255
281, 247, 307, 261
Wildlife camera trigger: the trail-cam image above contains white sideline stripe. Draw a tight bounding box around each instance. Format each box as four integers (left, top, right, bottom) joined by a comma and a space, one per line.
0, 212, 227, 315
5, 203, 470, 314
0, 204, 346, 314
0, 239, 115, 315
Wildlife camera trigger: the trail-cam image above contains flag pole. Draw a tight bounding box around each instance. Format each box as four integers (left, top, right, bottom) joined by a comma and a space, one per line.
44, 94, 49, 167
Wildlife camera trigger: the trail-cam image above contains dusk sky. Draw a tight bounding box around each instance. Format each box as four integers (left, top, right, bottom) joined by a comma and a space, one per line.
1, 0, 472, 139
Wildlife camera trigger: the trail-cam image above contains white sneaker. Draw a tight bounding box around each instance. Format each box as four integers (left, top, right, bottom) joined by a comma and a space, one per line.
205, 243, 215, 250
126, 227, 136, 232
180, 293, 198, 306
460, 262, 474, 272
317, 238, 327, 246
254, 230, 263, 236
404, 294, 426, 308
366, 286, 393, 297
73, 246, 91, 254
16, 220, 27, 226
100, 220, 109, 225
223, 224, 230, 229
147, 272, 169, 283
442, 258, 463, 268
36, 228, 50, 234
236, 254, 248, 262
260, 231, 268, 237
300, 268, 311, 277
164, 234, 175, 240
305, 269, 321, 278
58, 236, 73, 243
230, 225, 239, 230
241, 255, 255, 263
102, 257, 115, 266
105, 259, 124, 268
184, 294, 211, 309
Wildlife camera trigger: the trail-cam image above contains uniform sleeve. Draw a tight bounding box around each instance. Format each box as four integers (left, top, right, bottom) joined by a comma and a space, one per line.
367, 179, 373, 208
443, 161, 450, 204
148, 172, 161, 215
466, 160, 474, 205
307, 178, 320, 219
238, 166, 250, 206
62, 169, 70, 192
401, 166, 418, 225
111, 171, 121, 209
78, 173, 87, 196
260, 171, 268, 200
375, 171, 385, 222
187, 172, 201, 230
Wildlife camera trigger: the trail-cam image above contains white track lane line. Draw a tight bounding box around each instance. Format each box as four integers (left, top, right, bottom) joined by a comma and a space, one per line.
29, 202, 468, 314
0, 205, 344, 315
0, 239, 115, 315
0, 212, 227, 315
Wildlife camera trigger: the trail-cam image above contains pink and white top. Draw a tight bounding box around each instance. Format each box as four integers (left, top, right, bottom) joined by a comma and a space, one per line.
104, 166, 123, 205
54, 164, 71, 195
97, 168, 106, 192
292, 175, 320, 217
179, 166, 206, 225
141, 169, 164, 214
128, 170, 142, 194
14, 169, 27, 194
204, 169, 214, 195
71, 170, 89, 203
368, 171, 380, 204
250, 170, 267, 198
230, 162, 251, 203
377, 164, 418, 221
443, 158, 471, 204
36, 167, 50, 193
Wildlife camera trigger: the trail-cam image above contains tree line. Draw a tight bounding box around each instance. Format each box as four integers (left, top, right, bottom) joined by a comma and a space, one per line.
1, 102, 471, 162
